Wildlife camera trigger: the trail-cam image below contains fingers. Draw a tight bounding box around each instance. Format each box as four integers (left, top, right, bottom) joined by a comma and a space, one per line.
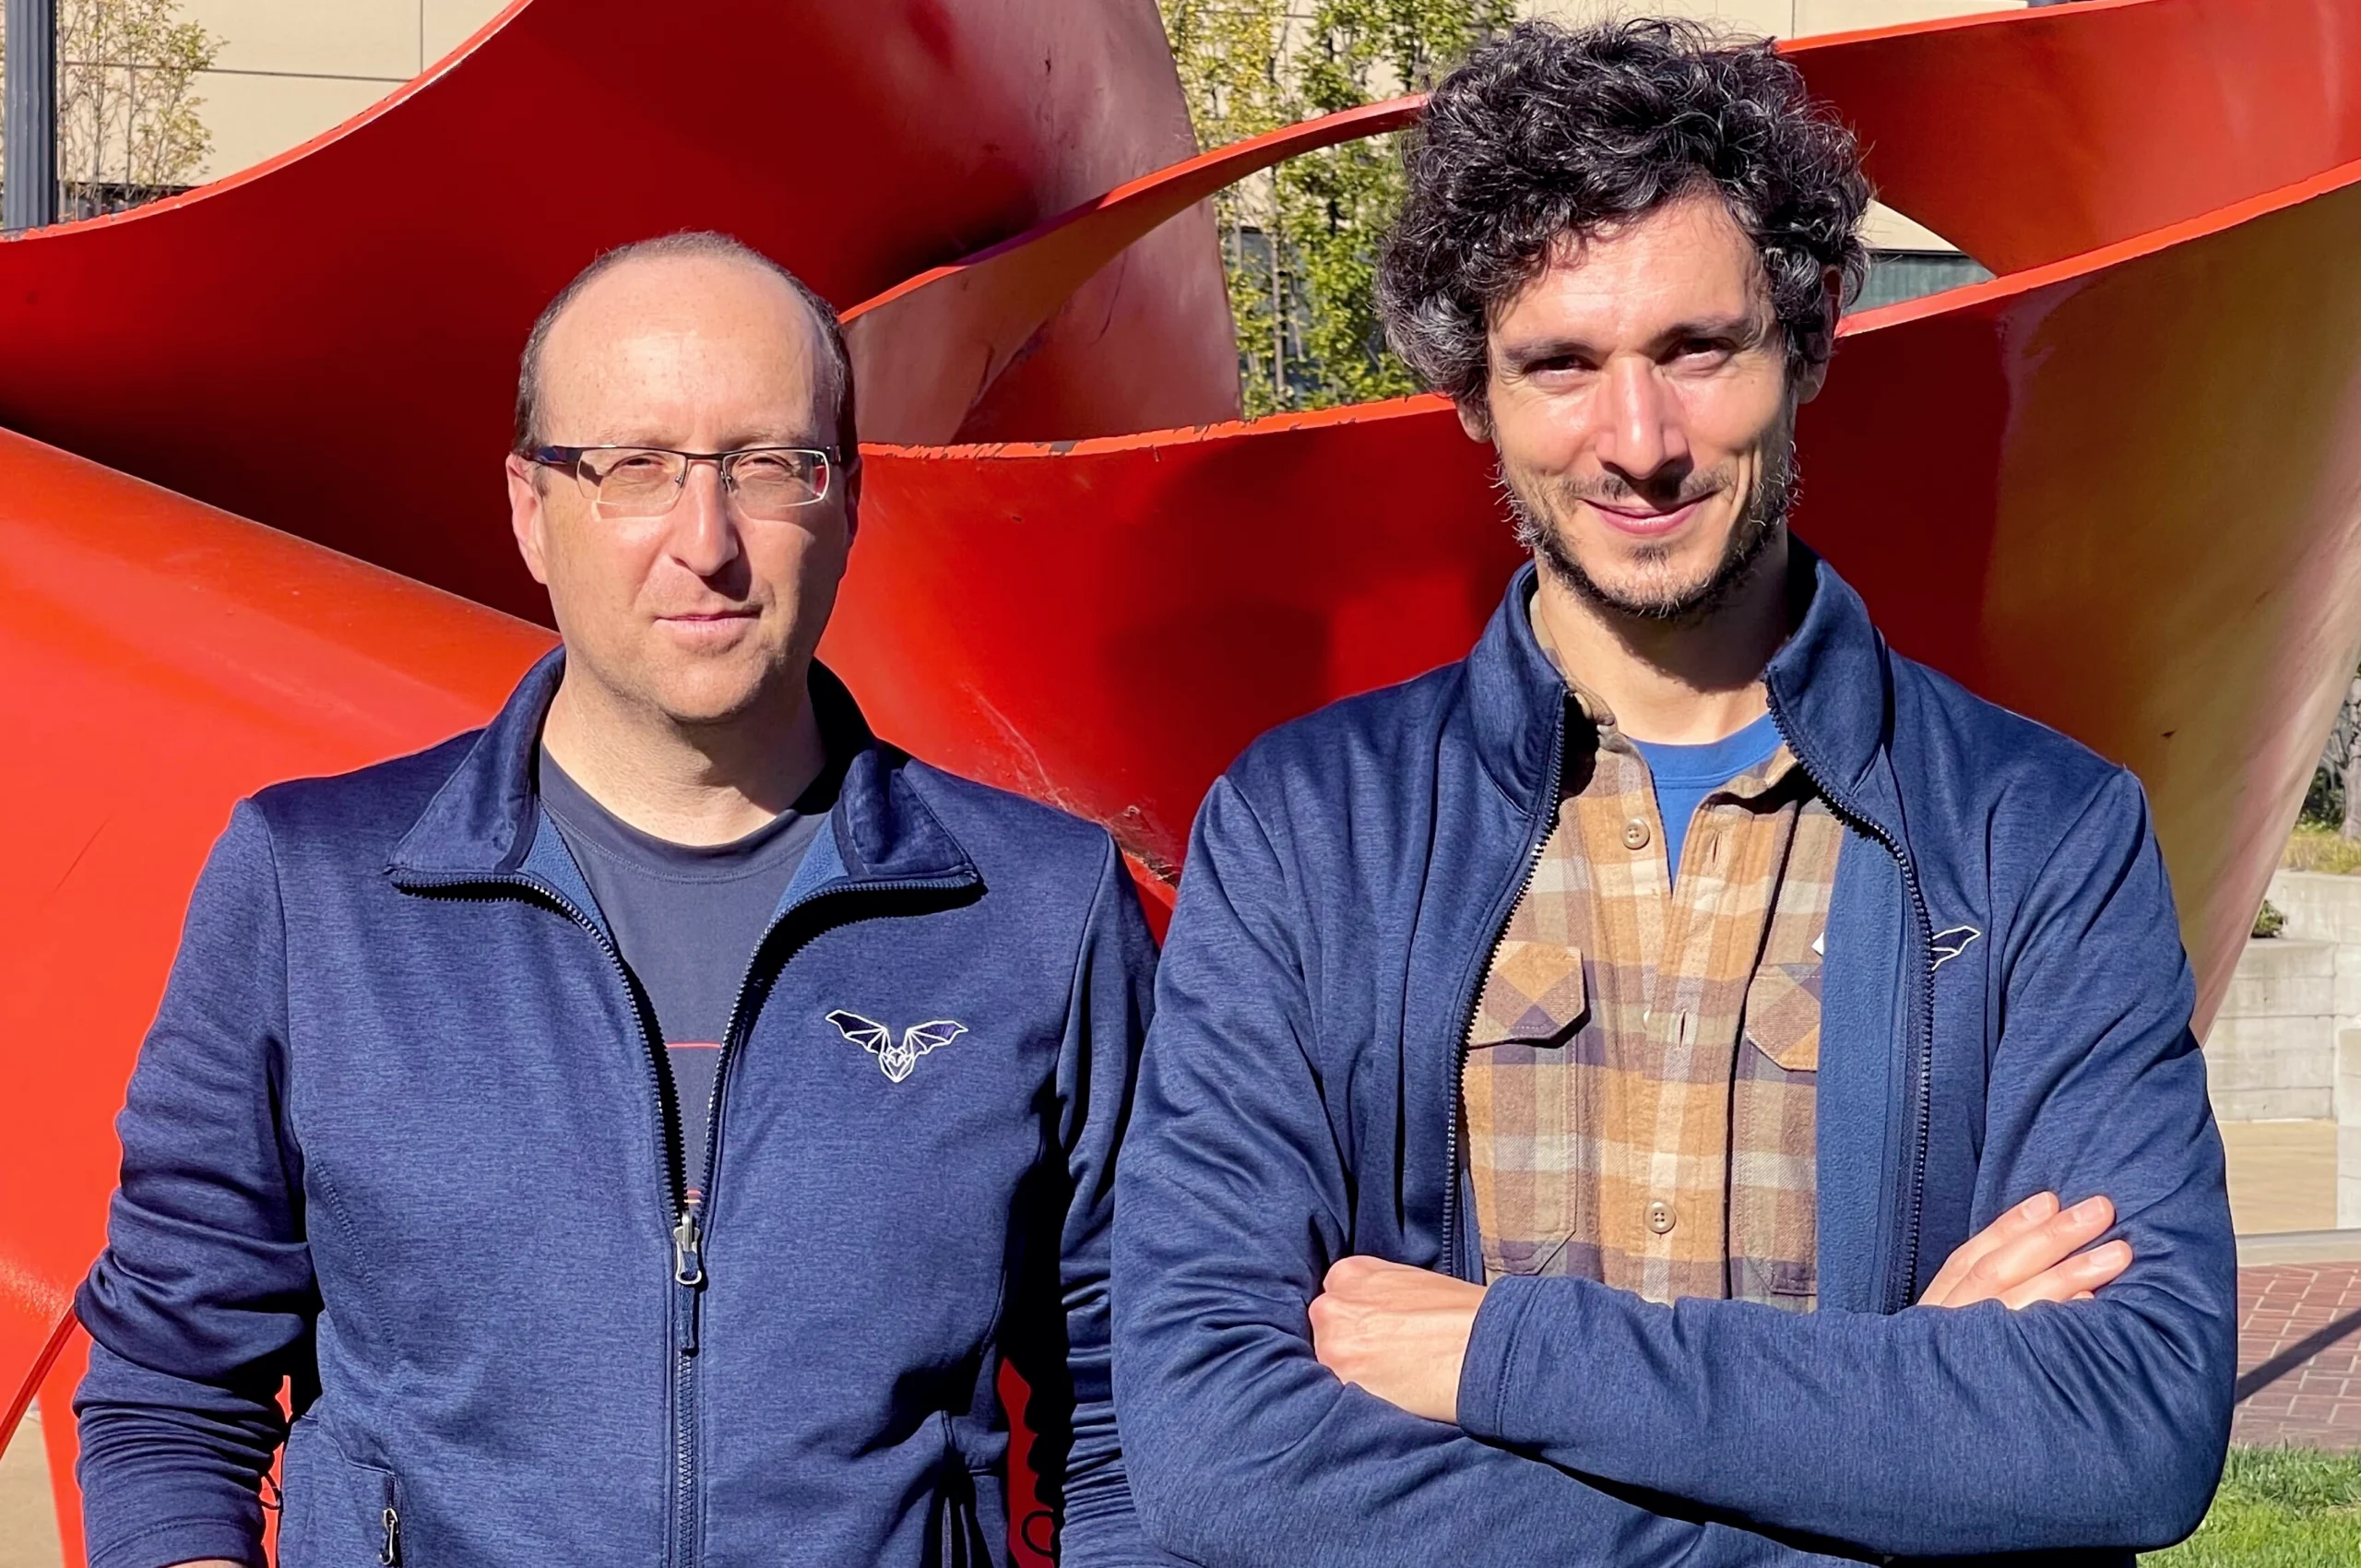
1998, 1240, 2133, 1310
1323, 1254, 1393, 1295
1925, 1194, 2121, 1309
1923, 1191, 2059, 1307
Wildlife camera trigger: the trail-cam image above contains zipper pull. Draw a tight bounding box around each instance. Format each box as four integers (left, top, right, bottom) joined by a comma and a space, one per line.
672, 1206, 705, 1288
380, 1503, 400, 1565
673, 1204, 706, 1354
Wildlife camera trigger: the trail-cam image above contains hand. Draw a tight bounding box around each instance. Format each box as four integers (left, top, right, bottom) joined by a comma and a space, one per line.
1919, 1191, 2132, 1309
1308, 1255, 1487, 1421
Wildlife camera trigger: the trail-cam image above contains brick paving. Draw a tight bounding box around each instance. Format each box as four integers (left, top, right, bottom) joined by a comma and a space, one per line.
2234, 1262, 2361, 1450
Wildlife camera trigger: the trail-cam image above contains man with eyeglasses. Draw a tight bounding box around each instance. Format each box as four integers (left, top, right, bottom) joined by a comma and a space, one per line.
72, 232, 1162, 1568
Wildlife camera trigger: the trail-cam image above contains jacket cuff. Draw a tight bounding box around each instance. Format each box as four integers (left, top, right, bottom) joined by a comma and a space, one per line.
86, 1515, 266, 1568
1457, 1273, 1571, 1447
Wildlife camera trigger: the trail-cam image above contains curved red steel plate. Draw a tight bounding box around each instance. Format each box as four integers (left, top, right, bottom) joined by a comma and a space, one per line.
846, 97, 1422, 445
0, 0, 1238, 624
10, 0, 2361, 1559
0, 6, 1236, 1552
1791, 0, 2361, 274
0, 427, 553, 1550
819, 0, 2361, 1034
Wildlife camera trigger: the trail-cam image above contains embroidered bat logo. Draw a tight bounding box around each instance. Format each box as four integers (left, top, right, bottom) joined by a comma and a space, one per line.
825, 1010, 967, 1083
1930, 924, 1983, 971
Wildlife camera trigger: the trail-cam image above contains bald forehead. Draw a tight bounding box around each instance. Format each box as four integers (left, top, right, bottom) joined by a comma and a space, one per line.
552, 251, 825, 354
537, 253, 831, 445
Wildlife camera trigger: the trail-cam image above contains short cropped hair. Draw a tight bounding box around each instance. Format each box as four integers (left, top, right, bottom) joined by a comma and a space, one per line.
513, 231, 858, 460
1377, 18, 1871, 410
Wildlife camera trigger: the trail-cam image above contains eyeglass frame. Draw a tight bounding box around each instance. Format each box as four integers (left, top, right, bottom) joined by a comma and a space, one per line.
527, 443, 847, 517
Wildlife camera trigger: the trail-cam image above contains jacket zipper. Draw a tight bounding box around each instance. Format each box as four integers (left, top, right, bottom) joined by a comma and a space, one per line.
1440, 706, 1568, 1276
1762, 693, 1940, 1313
676, 872, 971, 1566
404, 864, 971, 1565
397, 868, 695, 1568
378, 1469, 401, 1565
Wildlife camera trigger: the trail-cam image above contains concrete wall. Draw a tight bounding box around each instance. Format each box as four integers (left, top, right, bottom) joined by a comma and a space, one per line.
2207, 871, 2361, 1123
2342, 1028, 2361, 1226
2211, 938, 2342, 1120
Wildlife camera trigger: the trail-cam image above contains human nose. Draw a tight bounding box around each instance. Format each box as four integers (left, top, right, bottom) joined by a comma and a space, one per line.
1591, 354, 1691, 485
668, 458, 742, 576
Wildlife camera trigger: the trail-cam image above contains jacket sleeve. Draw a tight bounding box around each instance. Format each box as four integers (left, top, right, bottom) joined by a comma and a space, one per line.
1454, 769, 2236, 1557
1004, 833, 1180, 1566
72, 802, 315, 1568
1113, 778, 1856, 1568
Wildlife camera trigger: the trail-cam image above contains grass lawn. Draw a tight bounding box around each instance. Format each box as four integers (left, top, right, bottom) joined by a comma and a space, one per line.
2282, 823, 2361, 875
2142, 1447, 2361, 1566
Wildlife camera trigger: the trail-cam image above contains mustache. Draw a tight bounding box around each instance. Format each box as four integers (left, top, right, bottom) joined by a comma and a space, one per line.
1536, 465, 1737, 509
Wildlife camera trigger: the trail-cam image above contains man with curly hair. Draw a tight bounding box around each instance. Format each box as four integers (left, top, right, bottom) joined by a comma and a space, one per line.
1114, 18, 2233, 1566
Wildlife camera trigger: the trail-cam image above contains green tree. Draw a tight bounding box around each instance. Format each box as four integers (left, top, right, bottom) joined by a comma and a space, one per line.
2306, 668, 2361, 840
1161, 0, 1512, 416
0, 0, 219, 220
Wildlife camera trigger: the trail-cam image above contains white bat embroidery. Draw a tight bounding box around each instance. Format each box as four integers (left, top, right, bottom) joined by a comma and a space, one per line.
1930, 925, 1983, 970
825, 1010, 967, 1083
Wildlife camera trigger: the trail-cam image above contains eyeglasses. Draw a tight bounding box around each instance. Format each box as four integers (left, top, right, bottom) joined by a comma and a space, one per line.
529, 445, 839, 520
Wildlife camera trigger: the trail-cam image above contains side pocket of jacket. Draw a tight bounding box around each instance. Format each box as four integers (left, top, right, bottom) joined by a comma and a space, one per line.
279, 1418, 407, 1568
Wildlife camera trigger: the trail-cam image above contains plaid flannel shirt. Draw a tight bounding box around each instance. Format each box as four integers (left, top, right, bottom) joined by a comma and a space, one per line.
1463, 661, 1842, 1310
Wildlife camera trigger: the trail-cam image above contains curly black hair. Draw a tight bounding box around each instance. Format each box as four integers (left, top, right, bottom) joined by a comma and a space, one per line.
1377, 18, 1870, 412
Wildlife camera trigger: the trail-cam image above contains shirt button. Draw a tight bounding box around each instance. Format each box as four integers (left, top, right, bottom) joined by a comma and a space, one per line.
1646, 1200, 1678, 1235
1622, 818, 1651, 849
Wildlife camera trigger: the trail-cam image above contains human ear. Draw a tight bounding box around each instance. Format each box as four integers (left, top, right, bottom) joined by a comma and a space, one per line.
505, 453, 554, 588
1792, 267, 1844, 405
1455, 394, 1493, 443
839, 453, 862, 542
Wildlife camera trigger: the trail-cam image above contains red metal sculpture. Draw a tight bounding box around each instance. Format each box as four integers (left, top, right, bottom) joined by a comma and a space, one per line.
6, 0, 2361, 1560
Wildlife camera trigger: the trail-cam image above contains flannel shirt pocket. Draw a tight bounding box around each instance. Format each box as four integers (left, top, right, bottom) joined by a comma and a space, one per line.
1471, 940, 1587, 1049
1742, 959, 1821, 1073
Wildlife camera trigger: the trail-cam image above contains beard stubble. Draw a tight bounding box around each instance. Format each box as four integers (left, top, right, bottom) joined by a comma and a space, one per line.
1502, 440, 1798, 624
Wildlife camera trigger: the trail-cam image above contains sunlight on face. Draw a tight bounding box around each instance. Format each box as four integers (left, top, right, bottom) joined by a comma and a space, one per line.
1472, 191, 1817, 621
510, 254, 848, 728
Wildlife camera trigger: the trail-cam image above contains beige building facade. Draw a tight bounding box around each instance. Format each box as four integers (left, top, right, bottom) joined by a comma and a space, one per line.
178, 0, 506, 181
1529, 0, 2024, 39
159, 0, 2014, 284
172, 1, 2024, 189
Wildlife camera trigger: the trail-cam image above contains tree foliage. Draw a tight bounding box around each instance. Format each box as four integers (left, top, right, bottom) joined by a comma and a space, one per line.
2303, 669, 2361, 840
1160, 0, 1512, 416
0, 0, 219, 220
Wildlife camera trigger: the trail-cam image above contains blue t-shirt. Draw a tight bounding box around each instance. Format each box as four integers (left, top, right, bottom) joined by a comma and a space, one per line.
1630, 711, 1783, 884
539, 748, 840, 1204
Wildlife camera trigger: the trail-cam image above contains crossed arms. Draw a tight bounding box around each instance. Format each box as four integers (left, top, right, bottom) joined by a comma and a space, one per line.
1111, 772, 2236, 1567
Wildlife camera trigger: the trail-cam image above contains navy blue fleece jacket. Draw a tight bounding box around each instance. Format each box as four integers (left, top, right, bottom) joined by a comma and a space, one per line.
1114, 555, 2234, 1566
76, 656, 1163, 1568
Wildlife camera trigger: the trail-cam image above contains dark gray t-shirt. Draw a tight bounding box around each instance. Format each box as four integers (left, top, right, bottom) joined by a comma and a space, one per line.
538, 748, 839, 1202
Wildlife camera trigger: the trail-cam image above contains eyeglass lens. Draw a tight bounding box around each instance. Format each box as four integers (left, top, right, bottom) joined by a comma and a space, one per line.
577, 448, 831, 520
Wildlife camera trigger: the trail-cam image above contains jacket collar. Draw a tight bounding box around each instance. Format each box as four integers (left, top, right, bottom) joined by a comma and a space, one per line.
1464, 542, 1897, 829
388, 648, 977, 890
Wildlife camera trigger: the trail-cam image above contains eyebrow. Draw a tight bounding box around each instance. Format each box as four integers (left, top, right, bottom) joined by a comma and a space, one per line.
575, 429, 826, 450
1498, 311, 1773, 365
